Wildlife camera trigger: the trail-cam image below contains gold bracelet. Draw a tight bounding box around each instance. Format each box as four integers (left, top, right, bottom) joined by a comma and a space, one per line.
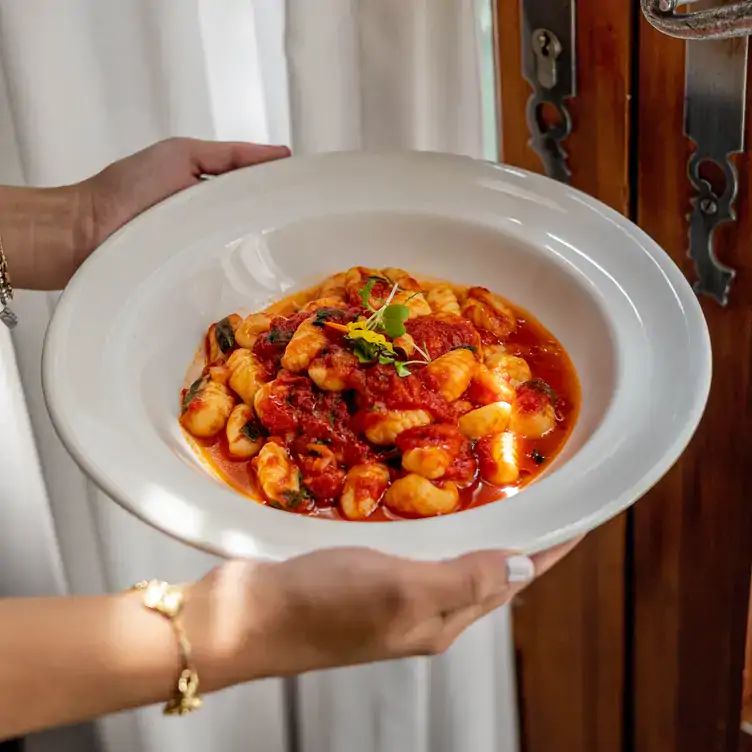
130, 580, 203, 716
0, 234, 18, 329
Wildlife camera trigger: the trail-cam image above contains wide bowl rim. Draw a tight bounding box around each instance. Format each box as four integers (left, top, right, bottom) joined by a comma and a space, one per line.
42, 150, 712, 558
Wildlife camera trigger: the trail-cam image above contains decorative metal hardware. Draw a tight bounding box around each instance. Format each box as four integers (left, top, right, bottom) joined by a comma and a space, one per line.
641, 0, 752, 40
684, 16, 748, 305
520, 0, 577, 183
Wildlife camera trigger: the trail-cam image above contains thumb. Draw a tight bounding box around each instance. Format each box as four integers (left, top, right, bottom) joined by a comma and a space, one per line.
437, 536, 585, 616
187, 140, 291, 176
434, 549, 537, 614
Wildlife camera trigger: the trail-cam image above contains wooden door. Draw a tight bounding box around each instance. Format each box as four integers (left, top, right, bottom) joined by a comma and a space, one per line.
494, 2, 752, 751
495, 2, 632, 750
632, 15, 752, 752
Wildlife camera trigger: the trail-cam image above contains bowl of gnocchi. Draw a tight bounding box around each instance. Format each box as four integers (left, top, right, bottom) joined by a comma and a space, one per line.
43, 151, 711, 559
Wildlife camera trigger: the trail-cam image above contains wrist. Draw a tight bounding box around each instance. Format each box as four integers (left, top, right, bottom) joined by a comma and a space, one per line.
180, 564, 270, 690
0, 184, 93, 290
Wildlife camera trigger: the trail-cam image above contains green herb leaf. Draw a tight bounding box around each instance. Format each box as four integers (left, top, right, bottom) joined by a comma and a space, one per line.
215, 317, 235, 354
312, 307, 346, 327
377, 351, 396, 366
268, 500, 284, 510
381, 304, 410, 338
360, 279, 377, 309
181, 377, 206, 413
267, 328, 283, 344
531, 449, 546, 465
394, 362, 412, 378
240, 420, 263, 442
524, 378, 558, 404
282, 486, 311, 509
352, 339, 380, 363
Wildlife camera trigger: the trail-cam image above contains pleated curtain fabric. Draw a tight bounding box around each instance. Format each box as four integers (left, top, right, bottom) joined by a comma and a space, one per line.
0, 1, 518, 751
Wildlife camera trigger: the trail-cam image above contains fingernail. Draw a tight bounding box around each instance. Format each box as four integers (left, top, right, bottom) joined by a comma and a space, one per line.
506, 555, 535, 583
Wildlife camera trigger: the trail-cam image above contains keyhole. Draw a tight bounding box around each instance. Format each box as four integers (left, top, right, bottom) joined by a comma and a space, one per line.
538, 31, 554, 57
531, 28, 562, 89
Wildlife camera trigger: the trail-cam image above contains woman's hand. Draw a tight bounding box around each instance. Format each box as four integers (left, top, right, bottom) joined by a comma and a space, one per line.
77, 138, 290, 265
2, 138, 290, 291
185, 540, 582, 685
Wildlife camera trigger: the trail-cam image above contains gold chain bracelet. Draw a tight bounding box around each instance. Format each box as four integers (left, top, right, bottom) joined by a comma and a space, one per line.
0, 234, 18, 329
130, 580, 203, 716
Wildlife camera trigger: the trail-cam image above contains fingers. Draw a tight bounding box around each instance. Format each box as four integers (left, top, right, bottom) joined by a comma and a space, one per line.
430, 536, 586, 620
421, 537, 586, 654
182, 139, 291, 176
431, 549, 536, 614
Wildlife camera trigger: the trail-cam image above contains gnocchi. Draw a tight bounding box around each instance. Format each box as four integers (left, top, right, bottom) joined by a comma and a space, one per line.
458, 401, 512, 440
226, 348, 267, 406
253, 441, 307, 510
423, 348, 478, 402
180, 377, 235, 438
340, 463, 391, 520
461, 287, 517, 339
226, 404, 265, 459
181, 267, 578, 520
235, 312, 272, 350
385, 474, 460, 517
363, 408, 433, 446
281, 316, 328, 372
426, 285, 461, 316
206, 314, 242, 364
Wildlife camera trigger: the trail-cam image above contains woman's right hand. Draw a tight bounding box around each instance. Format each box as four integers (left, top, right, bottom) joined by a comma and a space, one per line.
184, 540, 582, 686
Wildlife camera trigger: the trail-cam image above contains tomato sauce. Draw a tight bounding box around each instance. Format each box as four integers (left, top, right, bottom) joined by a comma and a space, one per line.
187, 277, 580, 521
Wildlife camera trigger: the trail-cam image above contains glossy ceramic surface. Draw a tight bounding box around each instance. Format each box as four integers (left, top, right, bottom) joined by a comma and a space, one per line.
42, 152, 711, 559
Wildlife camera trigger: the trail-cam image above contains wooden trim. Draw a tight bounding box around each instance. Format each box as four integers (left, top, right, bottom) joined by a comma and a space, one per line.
631, 14, 752, 752
739, 729, 752, 752
495, 1, 633, 750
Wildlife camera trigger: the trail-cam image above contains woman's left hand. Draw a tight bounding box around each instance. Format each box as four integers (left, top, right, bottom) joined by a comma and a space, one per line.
76, 137, 291, 271
2, 138, 290, 291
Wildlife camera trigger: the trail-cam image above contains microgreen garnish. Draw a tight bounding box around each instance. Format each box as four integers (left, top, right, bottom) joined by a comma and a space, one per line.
215, 317, 235, 354
341, 280, 426, 376
353, 280, 410, 338
351, 338, 386, 364
380, 304, 410, 338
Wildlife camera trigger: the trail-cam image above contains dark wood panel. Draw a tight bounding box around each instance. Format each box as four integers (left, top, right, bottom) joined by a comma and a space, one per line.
495, 2, 633, 751
633, 13, 752, 752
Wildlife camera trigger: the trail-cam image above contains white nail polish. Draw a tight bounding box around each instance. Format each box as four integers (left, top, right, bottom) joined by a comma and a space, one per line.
506, 555, 535, 583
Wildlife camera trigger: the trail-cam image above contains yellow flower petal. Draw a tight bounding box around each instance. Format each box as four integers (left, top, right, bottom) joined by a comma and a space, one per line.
345, 326, 395, 352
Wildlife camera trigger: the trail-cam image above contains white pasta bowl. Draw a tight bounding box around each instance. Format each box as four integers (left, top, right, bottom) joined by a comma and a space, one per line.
42, 152, 711, 559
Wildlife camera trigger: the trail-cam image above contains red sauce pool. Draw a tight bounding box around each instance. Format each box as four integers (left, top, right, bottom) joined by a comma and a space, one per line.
189, 282, 580, 521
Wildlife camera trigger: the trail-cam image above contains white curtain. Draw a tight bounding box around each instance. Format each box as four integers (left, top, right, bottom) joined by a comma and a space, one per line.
0, 2, 518, 752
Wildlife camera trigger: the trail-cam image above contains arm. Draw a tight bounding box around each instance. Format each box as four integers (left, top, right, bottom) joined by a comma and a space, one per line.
0, 587, 237, 739
0, 138, 291, 291
0, 541, 581, 740
0, 185, 86, 291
